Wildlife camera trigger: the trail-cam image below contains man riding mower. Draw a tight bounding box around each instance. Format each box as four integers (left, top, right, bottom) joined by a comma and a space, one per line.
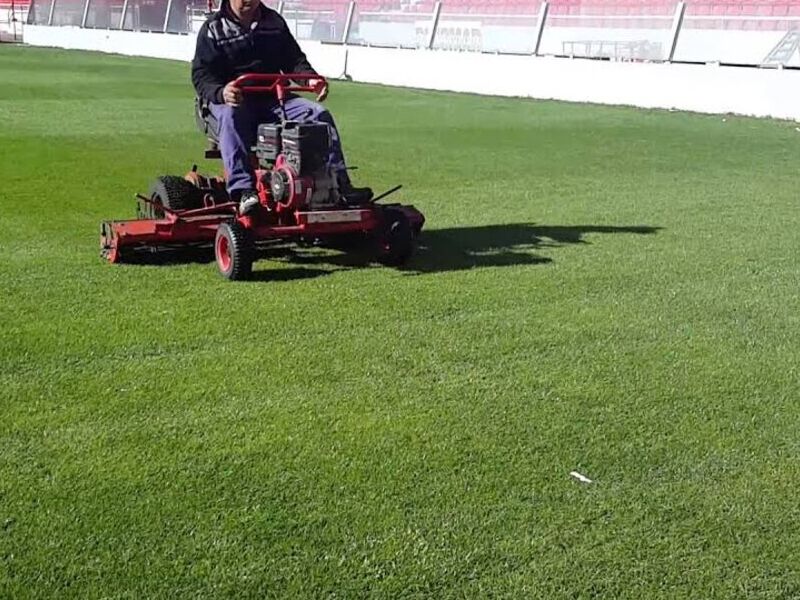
99, 0, 424, 279
192, 0, 372, 214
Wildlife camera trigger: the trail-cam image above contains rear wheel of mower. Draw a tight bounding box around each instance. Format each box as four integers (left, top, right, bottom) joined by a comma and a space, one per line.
149, 175, 204, 213
215, 222, 254, 280
376, 207, 415, 267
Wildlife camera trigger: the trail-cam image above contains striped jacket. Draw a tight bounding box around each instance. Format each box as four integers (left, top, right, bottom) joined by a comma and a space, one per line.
191, 1, 316, 104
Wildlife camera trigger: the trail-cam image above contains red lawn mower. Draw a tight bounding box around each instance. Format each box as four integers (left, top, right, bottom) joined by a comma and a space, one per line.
100, 73, 425, 280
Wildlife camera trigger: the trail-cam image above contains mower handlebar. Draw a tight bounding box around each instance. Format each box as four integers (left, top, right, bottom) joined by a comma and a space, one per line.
232, 73, 325, 101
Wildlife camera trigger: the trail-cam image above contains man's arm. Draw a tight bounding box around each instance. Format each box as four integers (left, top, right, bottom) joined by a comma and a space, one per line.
191, 25, 227, 104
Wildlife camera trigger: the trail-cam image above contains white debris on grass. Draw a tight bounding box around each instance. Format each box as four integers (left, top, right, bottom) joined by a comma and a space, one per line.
570, 471, 593, 484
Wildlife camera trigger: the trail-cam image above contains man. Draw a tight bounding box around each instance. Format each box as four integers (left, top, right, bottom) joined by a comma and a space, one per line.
191, 0, 371, 214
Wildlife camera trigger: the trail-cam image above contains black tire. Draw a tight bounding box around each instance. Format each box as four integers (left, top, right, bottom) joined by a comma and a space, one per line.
215, 221, 254, 280
149, 175, 204, 212
376, 208, 415, 266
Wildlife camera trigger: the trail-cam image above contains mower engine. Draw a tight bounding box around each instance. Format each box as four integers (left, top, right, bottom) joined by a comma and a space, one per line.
256, 121, 338, 211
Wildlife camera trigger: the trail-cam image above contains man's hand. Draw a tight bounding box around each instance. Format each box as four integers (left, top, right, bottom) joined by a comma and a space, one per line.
222, 81, 243, 107
309, 78, 329, 102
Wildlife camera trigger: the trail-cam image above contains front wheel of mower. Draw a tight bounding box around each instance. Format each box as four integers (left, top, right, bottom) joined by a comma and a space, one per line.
215, 222, 253, 280
376, 208, 415, 267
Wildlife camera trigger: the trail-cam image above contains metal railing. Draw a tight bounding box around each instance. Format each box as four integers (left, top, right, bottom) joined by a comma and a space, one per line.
25, 0, 800, 67
0, 0, 27, 41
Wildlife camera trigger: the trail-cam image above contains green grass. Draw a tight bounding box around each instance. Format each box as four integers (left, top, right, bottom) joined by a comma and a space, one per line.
2, 45, 800, 598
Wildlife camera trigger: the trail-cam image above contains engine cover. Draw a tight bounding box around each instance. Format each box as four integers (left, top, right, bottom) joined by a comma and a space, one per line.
281, 121, 330, 176
256, 120, 340, 211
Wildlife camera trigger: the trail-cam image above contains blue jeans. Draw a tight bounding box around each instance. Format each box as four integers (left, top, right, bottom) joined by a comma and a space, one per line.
210, 95, 348, 195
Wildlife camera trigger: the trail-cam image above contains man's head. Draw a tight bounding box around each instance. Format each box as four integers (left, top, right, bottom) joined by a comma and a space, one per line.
226, 0, 261, 24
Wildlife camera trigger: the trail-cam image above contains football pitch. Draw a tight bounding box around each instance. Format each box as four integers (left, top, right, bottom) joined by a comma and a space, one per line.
1, 45, 799, 597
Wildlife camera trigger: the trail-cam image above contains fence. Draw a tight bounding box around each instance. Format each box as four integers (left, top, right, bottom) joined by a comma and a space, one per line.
24, 0, 800, 66
1, 0, 28, 41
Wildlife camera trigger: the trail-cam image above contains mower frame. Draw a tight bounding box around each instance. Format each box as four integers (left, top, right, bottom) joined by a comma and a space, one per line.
100, 73, 424, 278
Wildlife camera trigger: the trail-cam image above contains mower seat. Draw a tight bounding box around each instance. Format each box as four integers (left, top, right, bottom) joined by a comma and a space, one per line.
195, 97, 221, 159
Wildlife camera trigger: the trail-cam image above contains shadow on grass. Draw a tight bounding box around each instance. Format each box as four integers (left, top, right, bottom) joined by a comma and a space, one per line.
116, 223, 661, 279
407, 223, 661, 273
247, 266, 331, 282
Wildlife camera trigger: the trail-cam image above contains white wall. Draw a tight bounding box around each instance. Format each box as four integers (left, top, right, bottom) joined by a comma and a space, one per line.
24, 25, 196, 61
23, 24, 800, 121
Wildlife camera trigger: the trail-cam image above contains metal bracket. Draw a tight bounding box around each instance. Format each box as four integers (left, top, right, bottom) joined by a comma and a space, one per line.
533, 1, 549, 56
342, 0, 355, 44
118, 0, 128, 28
80, 0, 90, 27
163, 0, 173, 32
668, 1, 686, 62
427, 1, 442, 50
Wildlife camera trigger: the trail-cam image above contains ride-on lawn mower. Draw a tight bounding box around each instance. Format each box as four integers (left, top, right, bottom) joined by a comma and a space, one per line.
100, 73, 425, 280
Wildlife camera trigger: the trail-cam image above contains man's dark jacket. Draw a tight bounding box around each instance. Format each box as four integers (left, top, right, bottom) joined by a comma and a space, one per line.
191, 2, 316, 105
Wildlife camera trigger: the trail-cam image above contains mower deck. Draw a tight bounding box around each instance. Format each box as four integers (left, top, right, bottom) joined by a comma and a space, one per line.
101, 200, 424, 270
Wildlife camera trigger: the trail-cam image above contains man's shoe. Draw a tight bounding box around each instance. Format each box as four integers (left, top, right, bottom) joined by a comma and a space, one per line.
339, 181, 373, 205
238, 190, 260, 215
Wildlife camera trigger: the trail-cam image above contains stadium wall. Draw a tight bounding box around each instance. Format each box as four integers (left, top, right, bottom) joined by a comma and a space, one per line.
23, 24, 800, 121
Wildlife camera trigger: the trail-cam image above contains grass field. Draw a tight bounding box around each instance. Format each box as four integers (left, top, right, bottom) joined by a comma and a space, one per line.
2, 45, 800, 598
